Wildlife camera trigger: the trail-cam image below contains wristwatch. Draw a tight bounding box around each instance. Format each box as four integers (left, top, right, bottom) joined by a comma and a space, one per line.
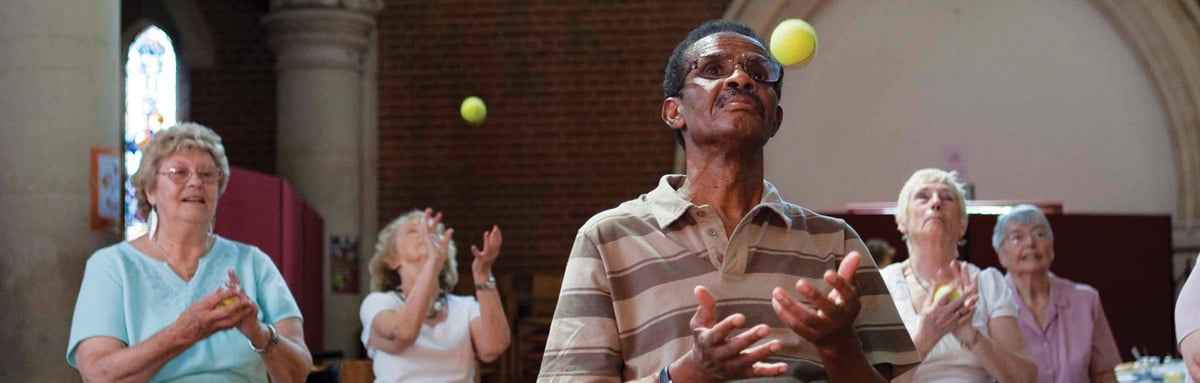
249, 323, 280, 353
475, 274, 496, 291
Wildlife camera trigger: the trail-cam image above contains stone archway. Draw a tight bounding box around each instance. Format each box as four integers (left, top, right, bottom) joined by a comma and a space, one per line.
726, 0, 1200, 222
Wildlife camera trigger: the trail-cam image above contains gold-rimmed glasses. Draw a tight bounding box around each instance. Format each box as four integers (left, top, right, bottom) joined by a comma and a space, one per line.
158, 167, 222, 185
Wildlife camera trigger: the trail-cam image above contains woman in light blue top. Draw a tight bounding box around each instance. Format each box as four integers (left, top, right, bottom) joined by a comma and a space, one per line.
66, 123, 312, 382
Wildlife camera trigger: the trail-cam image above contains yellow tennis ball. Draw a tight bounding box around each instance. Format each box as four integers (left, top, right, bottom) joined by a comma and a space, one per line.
217, 296, 240, 308
933, 285, 961, 303
460, 96, 487, 125
770, 18, 818, 67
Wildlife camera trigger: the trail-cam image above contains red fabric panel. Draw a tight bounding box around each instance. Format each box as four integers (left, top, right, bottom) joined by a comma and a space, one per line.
214, 166, 324, 353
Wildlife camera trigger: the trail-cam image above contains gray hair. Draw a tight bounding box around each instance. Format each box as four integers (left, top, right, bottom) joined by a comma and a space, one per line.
991, 204, 1054, 250
895, 168, 969, 226
130, 122, 230, 219
368, 210, 459, 293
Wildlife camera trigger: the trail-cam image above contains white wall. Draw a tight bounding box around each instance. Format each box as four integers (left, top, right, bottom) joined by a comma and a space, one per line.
764, 0, 1177, 216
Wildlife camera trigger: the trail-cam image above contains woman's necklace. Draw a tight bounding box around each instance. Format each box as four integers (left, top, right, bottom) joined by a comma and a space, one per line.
396, 290, 446, 319
152, 234, 215, 281
902, 262, 933, 292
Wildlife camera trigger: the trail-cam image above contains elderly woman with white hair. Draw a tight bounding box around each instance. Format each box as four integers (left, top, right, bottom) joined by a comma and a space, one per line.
360, 209, 511, 382
67, 123, 312, 382
881, 168, 1036, 382
993, 205, 1120, 383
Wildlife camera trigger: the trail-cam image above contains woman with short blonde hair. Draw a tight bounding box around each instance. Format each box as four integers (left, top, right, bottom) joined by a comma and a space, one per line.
881, 168, 1036, 382
67, 122, 312, 382
360, 208, 511, 382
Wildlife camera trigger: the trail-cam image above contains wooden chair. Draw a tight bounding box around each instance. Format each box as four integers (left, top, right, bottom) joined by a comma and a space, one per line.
339, 359, 374, 383
513, 273, 563, 381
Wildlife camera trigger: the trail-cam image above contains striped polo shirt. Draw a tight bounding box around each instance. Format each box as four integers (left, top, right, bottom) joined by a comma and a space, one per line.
538, 175, 919, 382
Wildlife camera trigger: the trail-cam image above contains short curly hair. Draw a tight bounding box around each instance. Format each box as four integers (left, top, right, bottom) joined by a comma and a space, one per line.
369, 210, 459, 293
130, 122, 230, 220
663, 19, 784, 147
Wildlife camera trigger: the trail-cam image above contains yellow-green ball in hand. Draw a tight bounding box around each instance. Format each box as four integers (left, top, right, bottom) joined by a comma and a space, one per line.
933, 285, 961, 303
217, 296, 240, 308
460, 96, 487, 125
770, 18, 818, 67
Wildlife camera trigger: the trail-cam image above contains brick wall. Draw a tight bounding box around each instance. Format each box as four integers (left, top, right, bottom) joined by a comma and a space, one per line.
189, 0, 277, 174
377, 1, 730, 275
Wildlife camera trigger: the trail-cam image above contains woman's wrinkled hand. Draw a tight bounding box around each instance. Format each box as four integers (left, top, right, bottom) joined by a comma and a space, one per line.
947, 262, 980, 341
918, 262, 976, 342
178, 280, 252, 343
470, 225, 502, 274
416, 208, 453, 272
224, 269, 263, 341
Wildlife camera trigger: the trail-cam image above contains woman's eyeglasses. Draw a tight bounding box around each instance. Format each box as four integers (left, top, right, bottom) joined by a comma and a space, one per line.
158, 167, 222, 185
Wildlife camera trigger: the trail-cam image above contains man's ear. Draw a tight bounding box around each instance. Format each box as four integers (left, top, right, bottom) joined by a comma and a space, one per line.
663, 97, 685, 129
768, 105, 784, 138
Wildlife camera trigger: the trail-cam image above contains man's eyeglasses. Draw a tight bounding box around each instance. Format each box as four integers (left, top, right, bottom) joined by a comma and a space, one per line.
158, 167, 222, 185
689, 55, 782, 84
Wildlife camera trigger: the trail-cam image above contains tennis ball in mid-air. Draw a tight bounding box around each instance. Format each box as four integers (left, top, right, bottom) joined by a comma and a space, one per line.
933, 285, 961, 303
770, 18, 818, 67
460, 96, 487, 125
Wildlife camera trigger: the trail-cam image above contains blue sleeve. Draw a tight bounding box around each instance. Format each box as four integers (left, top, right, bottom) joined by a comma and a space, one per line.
250, 248, 302, 325
66, 249, 128, 367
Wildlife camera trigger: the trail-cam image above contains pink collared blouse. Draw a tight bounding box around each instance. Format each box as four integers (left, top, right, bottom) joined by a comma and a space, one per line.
1007, 273, 1122, 383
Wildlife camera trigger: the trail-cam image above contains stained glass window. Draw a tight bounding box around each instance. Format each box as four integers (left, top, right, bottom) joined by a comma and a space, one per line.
124, 26, 177, 240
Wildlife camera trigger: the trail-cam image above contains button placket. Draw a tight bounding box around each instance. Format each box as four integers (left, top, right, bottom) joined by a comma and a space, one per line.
694, 206, 726, 266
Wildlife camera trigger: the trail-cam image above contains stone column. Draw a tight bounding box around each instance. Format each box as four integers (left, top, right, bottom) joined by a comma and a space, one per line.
0, 0, 120, 380
264, 0, 382, 357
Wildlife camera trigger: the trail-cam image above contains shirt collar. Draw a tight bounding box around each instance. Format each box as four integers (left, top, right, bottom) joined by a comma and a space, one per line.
1004, 271, 1068, 309
646, 174, 793, 230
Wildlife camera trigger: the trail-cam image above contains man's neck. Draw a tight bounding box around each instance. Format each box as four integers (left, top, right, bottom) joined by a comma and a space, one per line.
682, 147, 765, 237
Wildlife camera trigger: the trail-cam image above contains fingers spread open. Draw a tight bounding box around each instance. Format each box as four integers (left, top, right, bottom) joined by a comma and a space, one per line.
771, 287, 816, 338
718, 324, 770, 359
700, 313, 746, 346
838, 251, 861, 282
750, 361, 789, 377
692, 286, 717, 329
727, 338, 781, 368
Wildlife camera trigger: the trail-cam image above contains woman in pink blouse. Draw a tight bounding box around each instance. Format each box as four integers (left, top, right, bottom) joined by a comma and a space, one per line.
1178, 254, 1200, 382
992, 205, 1121, 383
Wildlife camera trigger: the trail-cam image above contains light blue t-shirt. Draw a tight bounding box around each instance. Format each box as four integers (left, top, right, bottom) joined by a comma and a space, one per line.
66, 236, 303, 382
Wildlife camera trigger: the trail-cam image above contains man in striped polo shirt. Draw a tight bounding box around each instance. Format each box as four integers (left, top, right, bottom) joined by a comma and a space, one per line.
538, 19, 920, 382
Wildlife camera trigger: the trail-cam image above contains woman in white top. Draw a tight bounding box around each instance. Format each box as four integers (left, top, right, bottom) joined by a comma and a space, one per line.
360, 208, 511, 383
881, 169, 1036, 382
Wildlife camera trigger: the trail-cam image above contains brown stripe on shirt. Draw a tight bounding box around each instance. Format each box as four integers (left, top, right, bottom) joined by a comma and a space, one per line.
536, 350, 625, 379
854, 325, 920, 352
744, 250, 835, 277
553, 291, 615, 319
592, 211, 661, 244
619, 300, 786, 361
608, 252, 716, 301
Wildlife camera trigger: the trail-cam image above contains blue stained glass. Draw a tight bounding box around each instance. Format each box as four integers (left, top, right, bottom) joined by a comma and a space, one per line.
124, 26, 177, 240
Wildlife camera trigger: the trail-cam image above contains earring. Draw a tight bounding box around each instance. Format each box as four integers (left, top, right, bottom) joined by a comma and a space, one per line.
148, 206, 159, 241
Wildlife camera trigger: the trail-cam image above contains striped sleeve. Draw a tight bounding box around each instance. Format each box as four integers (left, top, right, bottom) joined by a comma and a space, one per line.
538, 232, 625, 383
842, 223, 922, 372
